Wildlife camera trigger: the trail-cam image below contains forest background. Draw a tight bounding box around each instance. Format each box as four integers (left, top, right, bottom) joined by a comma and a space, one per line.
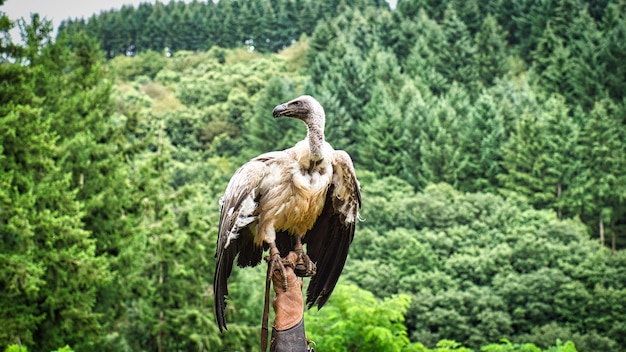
1, 0, 626, 351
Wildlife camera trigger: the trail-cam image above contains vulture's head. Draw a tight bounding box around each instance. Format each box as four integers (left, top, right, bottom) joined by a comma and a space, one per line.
272, 95, 325, 129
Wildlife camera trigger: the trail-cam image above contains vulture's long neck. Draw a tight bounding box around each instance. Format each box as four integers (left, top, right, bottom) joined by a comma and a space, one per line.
306, 118, 325, 162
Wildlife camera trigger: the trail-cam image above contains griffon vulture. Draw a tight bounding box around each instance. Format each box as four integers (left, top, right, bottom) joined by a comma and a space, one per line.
213, 95, 361, 332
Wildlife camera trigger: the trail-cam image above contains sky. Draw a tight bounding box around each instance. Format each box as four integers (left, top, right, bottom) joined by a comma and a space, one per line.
2, 0, 196, 41
3, 0, 170, 24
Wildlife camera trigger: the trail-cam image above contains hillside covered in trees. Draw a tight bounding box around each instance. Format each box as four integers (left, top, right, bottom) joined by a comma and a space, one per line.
2, 0, 626, 351
58, 0, 388, 56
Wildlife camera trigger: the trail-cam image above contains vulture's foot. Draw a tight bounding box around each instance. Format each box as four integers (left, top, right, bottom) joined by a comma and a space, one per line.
266, 247, 288, 290
294, 250, 316, 277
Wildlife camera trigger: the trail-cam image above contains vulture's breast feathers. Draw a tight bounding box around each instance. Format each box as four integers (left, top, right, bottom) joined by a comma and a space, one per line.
257, 140, 334, 238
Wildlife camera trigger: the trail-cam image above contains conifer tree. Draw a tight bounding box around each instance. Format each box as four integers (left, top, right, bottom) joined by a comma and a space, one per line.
124, 120, 222, 351
457, 92, 505, 193
397, 78, 431, 188
440, 5, 480, 95
358, 81, 407, 176
215, 0, 239, 48
306, 14, 373, 162
449, 0, 482, 34
475, 14, 509, 87
563, 9, 604, 110
201, 1, 220, 50
577, 99, 626, 250
600, 2, 626, 102
498, 95, 581, 218
0, 14, 106, 350
143, 2, 167, 54
245, 76, 300, 155
310, 85, 355, 155
531, 23, 571, 98
402, 85, 467, 190
404, 9, 448, 96
258, 0, 279, 52
167, 4, 184, 52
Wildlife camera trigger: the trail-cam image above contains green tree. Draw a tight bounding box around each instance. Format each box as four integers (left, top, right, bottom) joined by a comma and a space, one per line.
498, 95, 581, 218
531, 24, 571, 98
439, 5, 480, 95
245, 76, 301, 155
599, 1, 626, 102
404, 9, 448, 96
0, 15, 107, 350
116, 119, 222, 351
577, 99, 626, 250
456, 92, 505, 193
562, 8, 604, 110
403, 85, 469, 190
142, 2, 167, 54
351, 181, 622, 350
475, 14, 509, 87
358, 81, 407, 176
305, 284, 416, 352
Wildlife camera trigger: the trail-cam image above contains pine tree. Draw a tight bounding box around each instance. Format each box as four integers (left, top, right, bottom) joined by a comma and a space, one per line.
245, 76, 300, 155
600, 2, 626, 103
577, 99, 626, 250
401, 84, 468, 190
0, 15, 106, 350
215, 0, 239, 48
439, 5, 480, 95
531, 23, 572, 99
550, 0, 587, 40
298, 0, 322, 34
449, 0, 482, 34
403, 9, 448, 96
143, 2, 167, 54
563, 8, 604, 110
258, 0, 279, 52
239, 0, 262, 49
502, 0, 555, 59
124, 120, 222, 351
167, 3, 185, 52
311, 88, 354, 154
358, 81, 407, 176
457, 92, 505, 193
498, 95, 581, 218
397, 78, 430, 188
0, 105, 107, 350
306, 13, 374, 162
475, 14, 509, 87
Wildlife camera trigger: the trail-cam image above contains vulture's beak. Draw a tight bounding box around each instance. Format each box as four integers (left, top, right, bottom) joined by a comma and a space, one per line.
272, 104, 288, 118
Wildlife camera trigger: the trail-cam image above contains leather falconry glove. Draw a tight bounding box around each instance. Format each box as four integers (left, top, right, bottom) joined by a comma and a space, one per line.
270, 252, 309, 352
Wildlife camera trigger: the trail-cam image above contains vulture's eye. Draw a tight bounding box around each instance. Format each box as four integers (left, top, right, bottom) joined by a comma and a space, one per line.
292, 101, 302, 106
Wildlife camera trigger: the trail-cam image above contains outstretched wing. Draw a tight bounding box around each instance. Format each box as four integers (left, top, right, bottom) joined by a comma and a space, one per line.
303, 150, 361, 309
214, 159, 267, 332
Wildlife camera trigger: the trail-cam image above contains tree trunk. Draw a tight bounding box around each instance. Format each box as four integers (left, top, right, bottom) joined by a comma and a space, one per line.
556, 182, 562, 218
599, 215, 605, 247
158, 261, 164, 352
611, 220, 616, 253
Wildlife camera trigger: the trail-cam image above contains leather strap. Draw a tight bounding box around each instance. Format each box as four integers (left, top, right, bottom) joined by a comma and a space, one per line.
261, 261, 272, 352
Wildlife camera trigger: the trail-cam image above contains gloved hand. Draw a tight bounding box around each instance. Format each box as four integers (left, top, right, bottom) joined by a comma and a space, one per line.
270, 252, 309, 352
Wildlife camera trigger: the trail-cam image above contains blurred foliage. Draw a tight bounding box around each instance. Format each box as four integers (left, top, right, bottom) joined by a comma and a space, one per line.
305, 284, 415, 352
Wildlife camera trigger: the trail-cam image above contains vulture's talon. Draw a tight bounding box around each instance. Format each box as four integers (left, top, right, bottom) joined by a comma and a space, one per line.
294, 252, 316, 277
267, 253, 289, 290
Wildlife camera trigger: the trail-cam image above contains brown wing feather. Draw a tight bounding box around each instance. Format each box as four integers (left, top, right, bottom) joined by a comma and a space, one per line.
303, 150, 361, 309
214, 160, 266, 332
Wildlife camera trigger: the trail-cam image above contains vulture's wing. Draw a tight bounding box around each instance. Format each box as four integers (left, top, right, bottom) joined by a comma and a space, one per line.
214, 158, 269, 332
303, 150, 361, 309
